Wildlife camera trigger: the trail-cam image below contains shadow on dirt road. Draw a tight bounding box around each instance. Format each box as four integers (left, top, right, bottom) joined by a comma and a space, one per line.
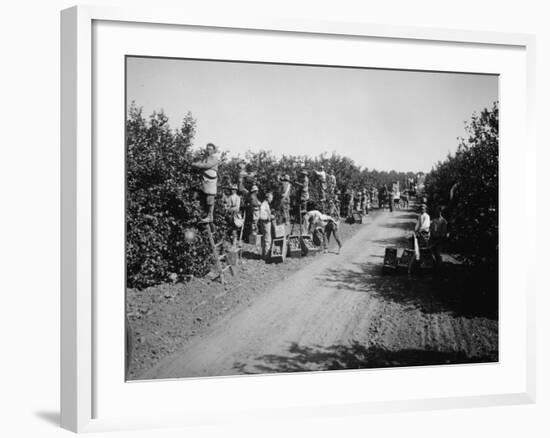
233, 341, 497, 374
320, 262, 498, 320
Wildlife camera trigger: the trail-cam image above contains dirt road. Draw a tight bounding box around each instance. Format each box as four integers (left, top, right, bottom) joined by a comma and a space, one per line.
141, 208, 498, 379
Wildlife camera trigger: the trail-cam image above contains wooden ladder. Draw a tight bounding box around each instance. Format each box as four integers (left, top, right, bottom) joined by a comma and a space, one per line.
204, 222, 234, 284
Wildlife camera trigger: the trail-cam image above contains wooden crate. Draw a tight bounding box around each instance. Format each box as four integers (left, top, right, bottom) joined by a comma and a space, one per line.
398, 248, 415, 269
270, 236, 287, 263
273, 224, 286, 238
419, 248, 434, 269
287, 235, 302, 258
300, 235, 320, 256
352, 211, 363, 224
248, 232, 262, 246
383, 247, 398, 269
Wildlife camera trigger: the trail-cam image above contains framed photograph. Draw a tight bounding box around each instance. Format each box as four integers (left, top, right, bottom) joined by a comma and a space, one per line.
61, 5, 536, 433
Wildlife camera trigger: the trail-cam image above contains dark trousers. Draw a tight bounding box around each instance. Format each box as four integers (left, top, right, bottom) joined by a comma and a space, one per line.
324, 221, 342, 249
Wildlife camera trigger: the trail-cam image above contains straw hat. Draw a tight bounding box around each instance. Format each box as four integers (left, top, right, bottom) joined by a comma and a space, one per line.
251, 185, 259, 192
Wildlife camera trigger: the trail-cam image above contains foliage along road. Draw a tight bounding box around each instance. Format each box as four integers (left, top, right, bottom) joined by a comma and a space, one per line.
141, 206, 498, 379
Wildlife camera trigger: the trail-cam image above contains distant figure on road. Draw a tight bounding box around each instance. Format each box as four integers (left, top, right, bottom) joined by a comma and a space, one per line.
362, 188, 369, 214
387, 185, 394, 212
400, 191, 409, 209
347, 188, 355, 217
379, 185, 387, 210
191, 142, 219, 223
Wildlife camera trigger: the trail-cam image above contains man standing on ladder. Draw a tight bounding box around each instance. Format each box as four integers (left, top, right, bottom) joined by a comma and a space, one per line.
225, 184, 242, 247
294, 169, 309, 233
313, 165, 328, 211
238, 160, 255, 196
278, 174, 292, 226
191, 142, 219, 223
327, 170, 337, 199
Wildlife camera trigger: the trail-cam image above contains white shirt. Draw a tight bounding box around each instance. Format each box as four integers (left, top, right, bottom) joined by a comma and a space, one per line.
306, 210, 336, 230
259, 200, 272, 220
415, 212, 431, 233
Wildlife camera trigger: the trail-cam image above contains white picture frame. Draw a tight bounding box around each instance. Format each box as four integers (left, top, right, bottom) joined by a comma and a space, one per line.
60, 5, 536, 433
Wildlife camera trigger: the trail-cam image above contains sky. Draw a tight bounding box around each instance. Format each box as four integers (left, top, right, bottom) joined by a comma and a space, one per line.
126, 57, 498, 173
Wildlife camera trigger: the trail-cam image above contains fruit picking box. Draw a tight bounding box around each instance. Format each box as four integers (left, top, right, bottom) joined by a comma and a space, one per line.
287, 235, 302, 258
352, 211, 363, 224
398, 248, 415, 269
300, 234, 320, 256
248, 232, 262, 247
270, 236, 287, 263
273, 224, 286, 238
383, 247, 398, 269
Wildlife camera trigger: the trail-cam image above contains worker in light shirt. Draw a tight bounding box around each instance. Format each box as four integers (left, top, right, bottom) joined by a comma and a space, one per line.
413, 204, 431, 250
415, 204, 430, 233
258, 192, 275, 260
304, 210, 342, 254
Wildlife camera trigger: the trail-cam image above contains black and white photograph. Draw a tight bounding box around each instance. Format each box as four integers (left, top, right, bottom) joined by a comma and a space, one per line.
125, 56, 499, 380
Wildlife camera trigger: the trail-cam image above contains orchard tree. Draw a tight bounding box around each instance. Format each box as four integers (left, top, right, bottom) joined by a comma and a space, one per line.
425, 102, 499, 267
126, 103, 227, 288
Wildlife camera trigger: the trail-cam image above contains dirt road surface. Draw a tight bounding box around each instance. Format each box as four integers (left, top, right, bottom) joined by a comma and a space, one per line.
141, 208, 498, 379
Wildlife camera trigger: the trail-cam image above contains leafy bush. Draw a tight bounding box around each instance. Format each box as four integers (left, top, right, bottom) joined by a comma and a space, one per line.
126, 103, 227, 288
424, 102, 499, 267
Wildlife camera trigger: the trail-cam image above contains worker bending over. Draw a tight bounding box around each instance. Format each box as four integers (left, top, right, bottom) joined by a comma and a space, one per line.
304, 210, 342, 254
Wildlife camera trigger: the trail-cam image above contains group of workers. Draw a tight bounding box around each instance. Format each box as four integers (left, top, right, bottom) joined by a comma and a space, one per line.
413, 203, 448, 267
190, 143, 346, 258
190, 142, 437, 264
378, 184, 412, 212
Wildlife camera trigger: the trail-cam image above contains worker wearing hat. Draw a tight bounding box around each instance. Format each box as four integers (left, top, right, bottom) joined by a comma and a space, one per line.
347, 188, 355, 218
334, 189, 341, 217
225, 184, 242, 246
294, 169, 309, 212
278, 174, 292, 226
191, 143, 219, 223
362, 187, 369, 215
294, 169, 310, 232
313, 165, 328, 204
238, 160, 256, 196
327, 170, 337, 197
259, 192, 275, 260
249, 184, 261, 233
